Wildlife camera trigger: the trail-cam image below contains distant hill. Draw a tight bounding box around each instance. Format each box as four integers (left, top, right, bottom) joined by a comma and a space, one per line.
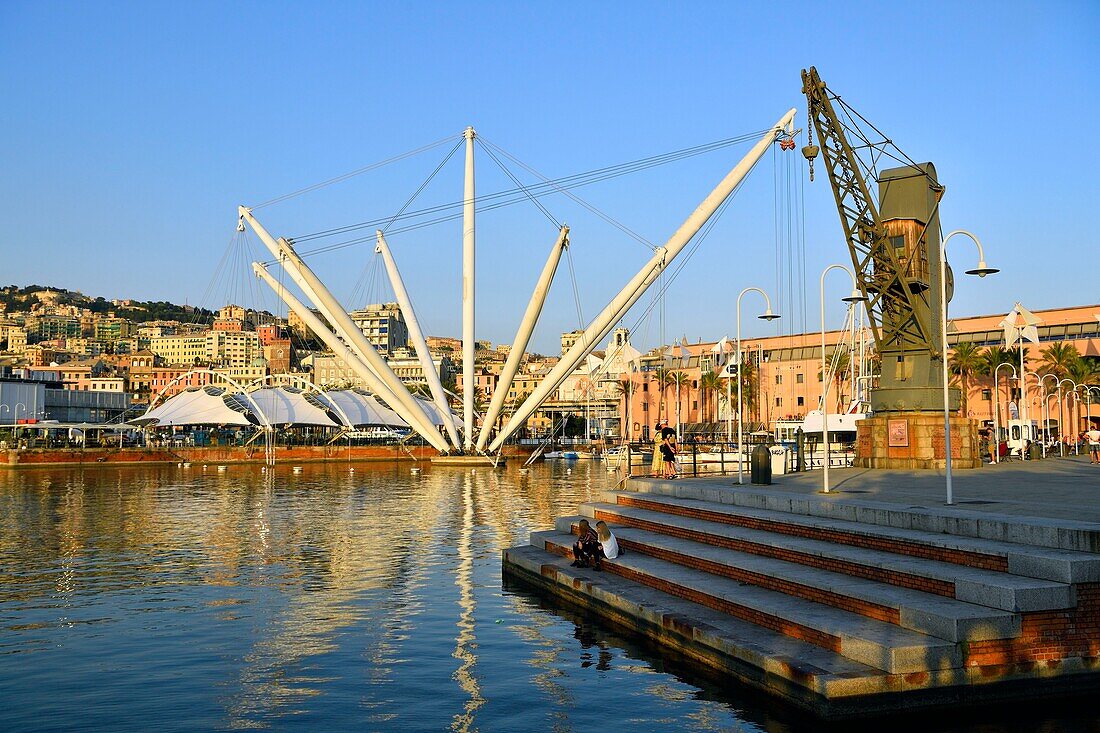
0, 284, 215, 324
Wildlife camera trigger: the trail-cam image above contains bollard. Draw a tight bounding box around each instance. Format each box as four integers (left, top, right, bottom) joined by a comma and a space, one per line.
750, 443, 772, 485
795, 427, 805, 472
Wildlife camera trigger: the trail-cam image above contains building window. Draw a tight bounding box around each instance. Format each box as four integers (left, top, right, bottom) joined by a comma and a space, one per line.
775, 397, 782, 407
797, 396, 805, 406
982, 389, 992, 401
775, 374, 782, 385
796, 373, 804, 384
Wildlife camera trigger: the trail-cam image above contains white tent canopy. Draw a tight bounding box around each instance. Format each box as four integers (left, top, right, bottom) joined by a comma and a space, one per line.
134, 386, 254, 427
133, 385, 432, 430
415, 396, 460, 428
315, 389, 410, 428
246, 388, 340, 427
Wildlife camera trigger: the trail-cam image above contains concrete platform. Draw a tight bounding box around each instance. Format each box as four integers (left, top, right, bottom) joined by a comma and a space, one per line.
502, 457, 1100, 718
429, 454, 504, 467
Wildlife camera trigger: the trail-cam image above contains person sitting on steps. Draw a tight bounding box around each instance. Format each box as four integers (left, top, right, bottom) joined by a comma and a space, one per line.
595, 520, 622, 559
571, 519, 603, 570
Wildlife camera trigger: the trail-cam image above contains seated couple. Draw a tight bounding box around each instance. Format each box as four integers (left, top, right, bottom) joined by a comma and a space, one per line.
570, 519, 621, 571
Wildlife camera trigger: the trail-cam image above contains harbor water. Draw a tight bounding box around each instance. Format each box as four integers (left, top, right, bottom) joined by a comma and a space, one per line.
0, 462, 1095, 732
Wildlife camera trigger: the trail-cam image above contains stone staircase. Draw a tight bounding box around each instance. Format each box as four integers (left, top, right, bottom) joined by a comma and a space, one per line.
502, 482, 1100, 718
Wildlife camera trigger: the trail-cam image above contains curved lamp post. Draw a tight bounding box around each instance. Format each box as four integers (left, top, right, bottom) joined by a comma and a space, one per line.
992, 362, 1017, 464
939, 230, 998, 505
1084, 386, 1100, 436
1058, 378, 1078, 456
736, 287, 780, 485
819, 264, 866, 493
1035, 372, 1060, 456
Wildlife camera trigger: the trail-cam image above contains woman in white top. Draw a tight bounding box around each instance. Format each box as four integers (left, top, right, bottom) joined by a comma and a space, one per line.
595, 521, 620, 560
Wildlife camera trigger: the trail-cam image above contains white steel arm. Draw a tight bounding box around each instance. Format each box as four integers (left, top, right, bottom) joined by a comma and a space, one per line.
476, 225, 569, 451
376, 231, 461, 448
488, 108, 798, 451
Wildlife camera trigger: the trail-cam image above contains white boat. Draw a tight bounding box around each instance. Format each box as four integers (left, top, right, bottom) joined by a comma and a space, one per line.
543, 450, 579, 459
799, 408, 867, 435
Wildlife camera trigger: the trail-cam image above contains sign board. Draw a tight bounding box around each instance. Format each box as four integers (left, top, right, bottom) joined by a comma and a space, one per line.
888, 418, 909, 447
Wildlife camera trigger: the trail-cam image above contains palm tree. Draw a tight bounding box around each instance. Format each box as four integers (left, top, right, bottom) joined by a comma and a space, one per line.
817, 349, 851, 412
669, 370, 690, 432
615, 378, 633, 441
948, 341, 985, 416
700, 371, 722, 422
1039, 342, 1082, 381
655, 366, 674, 422
982, 345, 1015, 376
738, 355, 759, 424
1068, 358, 1100, 390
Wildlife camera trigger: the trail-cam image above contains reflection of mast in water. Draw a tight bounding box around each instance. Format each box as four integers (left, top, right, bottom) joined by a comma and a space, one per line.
223, 465, 452, 726
450, 471, 484, 732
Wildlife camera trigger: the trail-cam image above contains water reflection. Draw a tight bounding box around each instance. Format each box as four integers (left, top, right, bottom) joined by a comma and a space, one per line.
0, 462, 1097, 732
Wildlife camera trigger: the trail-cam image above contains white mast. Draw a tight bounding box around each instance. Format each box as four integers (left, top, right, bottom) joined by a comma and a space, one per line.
475, 225, 569, 451
488, 108, 797, 452
241, 208, 450, 453
375, 231, 461, 449
462, 126, 476, 450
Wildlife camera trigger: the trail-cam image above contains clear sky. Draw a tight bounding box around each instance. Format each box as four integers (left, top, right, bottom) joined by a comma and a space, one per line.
2, 1, 1097, 354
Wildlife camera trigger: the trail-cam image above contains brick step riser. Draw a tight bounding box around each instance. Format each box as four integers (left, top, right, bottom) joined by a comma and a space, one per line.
545, 533, 899, 625
619, 494, 1009, 573
541, 540, 845, 655
591, 509, 957, 599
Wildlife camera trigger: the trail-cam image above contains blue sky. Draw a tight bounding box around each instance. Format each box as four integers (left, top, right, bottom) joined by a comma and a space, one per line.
2, 1, 1097, 353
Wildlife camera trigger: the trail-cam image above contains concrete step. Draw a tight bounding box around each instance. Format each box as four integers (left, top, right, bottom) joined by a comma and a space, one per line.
575, 504, 1076, 613
611, 491, 1100, 584
630, 481, 1100, 554
549, 521, 1019, 643
503, 544, 903, 712
531, 529, 958, 674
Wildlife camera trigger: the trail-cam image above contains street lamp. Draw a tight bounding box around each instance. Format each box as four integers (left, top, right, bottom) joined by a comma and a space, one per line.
939, 230, 997, 505
736, 287, 780, 485
1084, 386, 1100, 436
1035, 372, 1060, 456
992, 362, 1017, 464
819, 264, 866, 494
1058, 378, 1078, 456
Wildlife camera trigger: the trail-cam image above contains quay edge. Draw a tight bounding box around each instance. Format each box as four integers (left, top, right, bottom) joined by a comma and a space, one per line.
503, 476, 1100, 719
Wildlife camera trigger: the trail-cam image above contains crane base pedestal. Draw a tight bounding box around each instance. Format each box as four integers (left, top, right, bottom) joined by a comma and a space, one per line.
854, 412, 980, 470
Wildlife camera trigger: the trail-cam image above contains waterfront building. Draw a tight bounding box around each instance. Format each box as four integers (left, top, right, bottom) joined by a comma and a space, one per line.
349, 303, 408, 354
149, 330, 263, 369
0, 374, 131, 424
147, 367, 212, 401
387, 348, 456, 387
618, 303, 1100, 441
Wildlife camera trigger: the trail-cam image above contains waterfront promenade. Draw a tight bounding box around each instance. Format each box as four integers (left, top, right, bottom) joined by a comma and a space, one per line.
677, 454, 1100, 524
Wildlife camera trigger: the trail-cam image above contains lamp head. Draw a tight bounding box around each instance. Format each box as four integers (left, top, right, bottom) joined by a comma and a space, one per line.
965, 261, 999, 278
842, 289, 867, 304
758, 309, 781, 322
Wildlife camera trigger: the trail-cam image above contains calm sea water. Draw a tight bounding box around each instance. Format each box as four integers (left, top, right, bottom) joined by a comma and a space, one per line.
1, 461, 1097, 732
